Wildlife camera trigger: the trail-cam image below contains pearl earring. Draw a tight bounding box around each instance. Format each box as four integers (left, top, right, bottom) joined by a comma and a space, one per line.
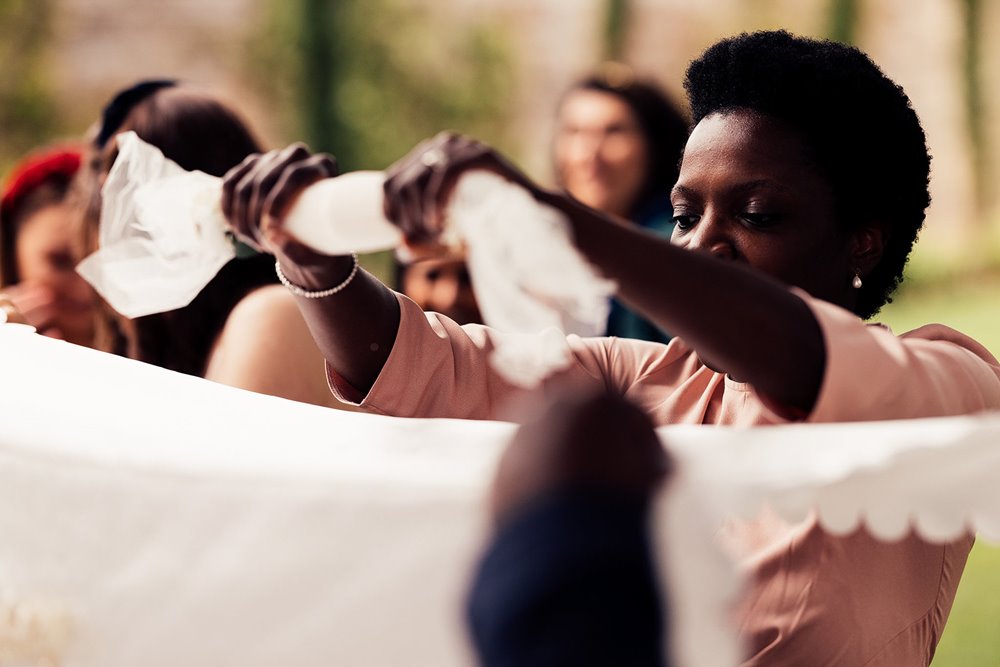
852, 273, 863, 289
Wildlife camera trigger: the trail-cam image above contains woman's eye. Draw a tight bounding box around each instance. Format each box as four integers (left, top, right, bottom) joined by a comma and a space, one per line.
741, 212, 780, 228
49, 252, 76, 271
671, 214, 699, 231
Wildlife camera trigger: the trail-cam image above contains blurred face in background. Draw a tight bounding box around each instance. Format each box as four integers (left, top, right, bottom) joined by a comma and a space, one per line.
400, 255, 482, 325
14, 202, 96, 343
554, 88, 650, 218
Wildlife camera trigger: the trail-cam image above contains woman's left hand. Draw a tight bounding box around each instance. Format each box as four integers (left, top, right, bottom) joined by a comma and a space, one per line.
383, 131, 548, 245
0, 284, 59, 335
0, 292, 24, 325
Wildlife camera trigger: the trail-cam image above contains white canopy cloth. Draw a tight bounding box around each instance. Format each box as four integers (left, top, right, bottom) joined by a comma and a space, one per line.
3, 325, 1000, 665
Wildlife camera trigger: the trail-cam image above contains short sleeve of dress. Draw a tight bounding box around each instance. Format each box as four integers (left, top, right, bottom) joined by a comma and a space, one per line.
326, 293, 625, 420
801, 290, 1000, 423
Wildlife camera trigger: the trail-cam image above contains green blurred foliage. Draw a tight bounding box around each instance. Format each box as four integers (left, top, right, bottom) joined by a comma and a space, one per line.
960, 0, 987, 215
246, 0, 515, 172
880, 275, 1000, 667
932, 543, 1000, 666
0, 0, 61, 172
826, 0, 859, 44
603, 0, 629, 61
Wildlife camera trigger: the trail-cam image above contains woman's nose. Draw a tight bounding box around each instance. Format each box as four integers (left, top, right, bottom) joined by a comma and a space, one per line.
568, 130, 603, 163
683, 213, 736, 260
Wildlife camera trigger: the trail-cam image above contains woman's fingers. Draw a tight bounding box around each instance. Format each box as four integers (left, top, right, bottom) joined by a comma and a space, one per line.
2, 284, 59, 332
0, 294, 24, 325
383, 132, 471, 240
383, 132, 539, 244
221, 145, 339, 257
382, 135, 442, 236
263, 153, 339, 234
221, 153, 262, 247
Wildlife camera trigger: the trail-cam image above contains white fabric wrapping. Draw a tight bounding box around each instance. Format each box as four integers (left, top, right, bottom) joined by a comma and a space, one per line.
79, 135, 613, 348
76, 132, 235, 318
664, 416, 1000, 543
0, 327, 734, 666
448, 171, 614, 338
5, 326, 1000, 664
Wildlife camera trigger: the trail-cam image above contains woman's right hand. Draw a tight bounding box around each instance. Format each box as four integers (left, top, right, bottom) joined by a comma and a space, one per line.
221, 144, 353, 291
383, 131, 549, 245
1, 283, 61, 336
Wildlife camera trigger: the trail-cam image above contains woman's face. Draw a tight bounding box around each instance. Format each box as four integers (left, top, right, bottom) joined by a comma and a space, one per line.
401, 257, 482, 325
554, 89, 650, 218
670, 110, 856, 308
15, 203, 96, 343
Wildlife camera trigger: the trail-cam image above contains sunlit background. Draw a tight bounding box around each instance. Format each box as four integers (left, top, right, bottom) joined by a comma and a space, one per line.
1, 0, 998, 663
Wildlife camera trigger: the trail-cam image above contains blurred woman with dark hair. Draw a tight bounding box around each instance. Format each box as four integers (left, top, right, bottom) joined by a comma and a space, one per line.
80, 80, 349, 409
0, 146, 96, 344
553, 66, 688, 342
393, 68, 688, 340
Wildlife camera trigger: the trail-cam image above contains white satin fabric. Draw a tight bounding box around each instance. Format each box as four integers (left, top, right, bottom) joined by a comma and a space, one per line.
4, 325, 1000, 665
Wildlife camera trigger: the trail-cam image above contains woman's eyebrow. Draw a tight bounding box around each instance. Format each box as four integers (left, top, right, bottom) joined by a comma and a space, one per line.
729, 179, 794, 195
670, 184, 698, 200
672, 179, 793, 200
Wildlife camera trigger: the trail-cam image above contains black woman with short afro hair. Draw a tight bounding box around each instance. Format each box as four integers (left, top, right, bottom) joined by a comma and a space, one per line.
684, 29, 930, 319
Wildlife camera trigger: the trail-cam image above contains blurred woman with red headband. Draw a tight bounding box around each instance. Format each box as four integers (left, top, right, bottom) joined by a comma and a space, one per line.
0, 147, 97, 344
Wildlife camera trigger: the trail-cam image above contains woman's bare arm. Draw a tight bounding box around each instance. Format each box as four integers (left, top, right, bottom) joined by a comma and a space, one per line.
221, 145, 399, 395
384, 134, 826, 414
540, 191, 824, 406
222, 137, 825, 413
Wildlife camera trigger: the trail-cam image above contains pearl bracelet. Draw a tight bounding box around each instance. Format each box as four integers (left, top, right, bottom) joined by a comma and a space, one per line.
275, 253, 359, 299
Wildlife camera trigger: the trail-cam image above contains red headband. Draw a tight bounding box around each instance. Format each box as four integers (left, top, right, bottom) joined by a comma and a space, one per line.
1, 148, 83, 222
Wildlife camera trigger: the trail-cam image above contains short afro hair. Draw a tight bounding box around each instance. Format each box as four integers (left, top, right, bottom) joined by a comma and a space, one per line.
684, 30, 930, 318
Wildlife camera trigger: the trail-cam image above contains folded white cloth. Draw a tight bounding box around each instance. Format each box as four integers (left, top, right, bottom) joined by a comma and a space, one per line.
81, 133, 613, 339
76, 132, 235, 319
79, 133, 613, 387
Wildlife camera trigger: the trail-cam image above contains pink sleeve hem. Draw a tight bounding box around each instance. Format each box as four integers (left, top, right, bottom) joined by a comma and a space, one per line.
324, 291, 415, 412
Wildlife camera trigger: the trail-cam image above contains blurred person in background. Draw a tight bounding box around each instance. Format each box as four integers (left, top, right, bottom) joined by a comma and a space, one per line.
553, 66, 688, 343
393, 245, 482, 325
392, 68, 688, 339
0, 146, 97, 345
79, 79, 352, 409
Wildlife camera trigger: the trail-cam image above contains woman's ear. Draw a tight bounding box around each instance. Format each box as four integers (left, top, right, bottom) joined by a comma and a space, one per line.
851, 224, 888, 276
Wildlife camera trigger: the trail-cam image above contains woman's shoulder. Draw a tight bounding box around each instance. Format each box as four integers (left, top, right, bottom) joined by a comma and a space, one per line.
226, 283, 300, 320
567, 332, 700, 390
211, 285, 308, 355
896, 322, 999, 365
206, 284, 311, 375
204, 286, 346, 408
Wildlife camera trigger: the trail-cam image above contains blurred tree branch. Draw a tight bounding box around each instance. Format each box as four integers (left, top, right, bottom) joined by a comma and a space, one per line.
960, 0, 986, 217
603, 0, 630, 61
247, 0, 514, 171
827, 0, 858, 44
0, 0, 60, 170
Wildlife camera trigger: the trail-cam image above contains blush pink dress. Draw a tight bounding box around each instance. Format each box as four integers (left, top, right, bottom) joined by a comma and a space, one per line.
329, 289, 1000, 666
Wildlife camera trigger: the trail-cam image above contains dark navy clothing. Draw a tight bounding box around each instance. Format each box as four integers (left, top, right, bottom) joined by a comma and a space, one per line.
605, 195, 673, 345
466, 490, 667, 667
